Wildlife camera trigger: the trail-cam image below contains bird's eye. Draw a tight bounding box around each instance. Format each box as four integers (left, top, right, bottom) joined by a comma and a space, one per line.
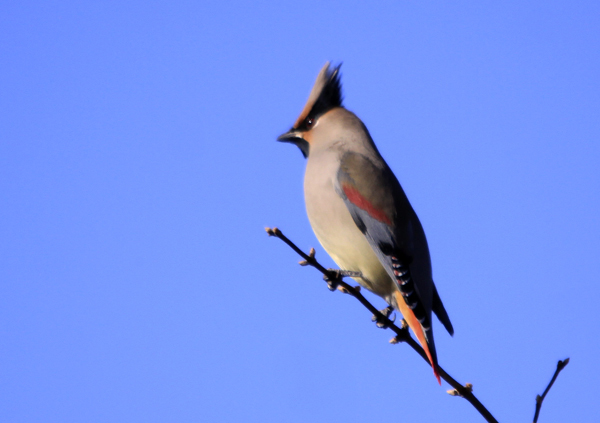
306, 117, 314, 128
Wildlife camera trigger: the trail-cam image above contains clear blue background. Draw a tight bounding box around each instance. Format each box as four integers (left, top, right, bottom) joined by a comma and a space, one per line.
1, 1, 598, 422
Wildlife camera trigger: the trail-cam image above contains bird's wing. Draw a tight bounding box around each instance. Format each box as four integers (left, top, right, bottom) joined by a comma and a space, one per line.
336, 151, 442, 382
432, 282, 454, 336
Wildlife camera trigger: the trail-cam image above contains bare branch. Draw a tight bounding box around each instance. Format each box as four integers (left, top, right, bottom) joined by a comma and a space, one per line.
533, 358, 570, 423
266, 227, 498, 423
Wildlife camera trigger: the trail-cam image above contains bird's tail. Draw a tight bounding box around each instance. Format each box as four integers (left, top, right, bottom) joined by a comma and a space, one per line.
394, 290, 441, 384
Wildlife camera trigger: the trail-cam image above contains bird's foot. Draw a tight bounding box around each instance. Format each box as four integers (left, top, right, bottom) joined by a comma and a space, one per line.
323, 269, 362, 291
371, 305, 395, 329
338, 270, 363, 278
323, 269, 343, 291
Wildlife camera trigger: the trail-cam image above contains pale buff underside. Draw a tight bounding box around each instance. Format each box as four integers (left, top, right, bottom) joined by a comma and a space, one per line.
304, 146, 397, 303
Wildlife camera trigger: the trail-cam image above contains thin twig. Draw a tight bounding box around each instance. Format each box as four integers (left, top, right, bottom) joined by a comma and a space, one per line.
266, 227, 498, 423
532, 358, 570, 423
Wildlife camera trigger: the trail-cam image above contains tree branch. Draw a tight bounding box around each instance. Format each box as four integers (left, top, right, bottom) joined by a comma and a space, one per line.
533, 358, 570, 423
266, 227, 498, 423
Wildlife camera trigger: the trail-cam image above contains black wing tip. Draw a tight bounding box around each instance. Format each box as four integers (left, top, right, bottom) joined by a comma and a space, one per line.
432, 284, 454, 336
445, 321, 455, 337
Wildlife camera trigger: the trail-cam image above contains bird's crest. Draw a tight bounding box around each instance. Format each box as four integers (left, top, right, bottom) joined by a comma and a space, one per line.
293, 62, 343, 129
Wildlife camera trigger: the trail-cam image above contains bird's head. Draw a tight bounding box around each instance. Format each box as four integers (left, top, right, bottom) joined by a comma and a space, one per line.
277, 62, 344, 158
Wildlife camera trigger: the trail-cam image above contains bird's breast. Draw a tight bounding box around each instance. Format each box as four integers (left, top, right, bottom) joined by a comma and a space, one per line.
303, 153, 394, 298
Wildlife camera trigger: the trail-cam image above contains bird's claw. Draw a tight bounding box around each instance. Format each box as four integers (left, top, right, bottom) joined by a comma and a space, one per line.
324, 269, 363, 291
323, 270, 343, 291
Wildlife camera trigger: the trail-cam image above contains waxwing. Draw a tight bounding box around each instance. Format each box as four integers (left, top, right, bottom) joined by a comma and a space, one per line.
277, 63, 453, 384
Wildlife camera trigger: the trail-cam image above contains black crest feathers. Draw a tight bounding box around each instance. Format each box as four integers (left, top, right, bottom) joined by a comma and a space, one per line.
309, 64, 343, 118
293, 63, 344, 130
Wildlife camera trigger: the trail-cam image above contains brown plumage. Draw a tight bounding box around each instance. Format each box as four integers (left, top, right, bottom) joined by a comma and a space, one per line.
278, 63, 453, 384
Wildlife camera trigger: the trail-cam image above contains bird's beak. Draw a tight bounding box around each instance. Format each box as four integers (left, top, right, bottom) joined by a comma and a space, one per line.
277, 130, 304, 143
277, 129, 309, 158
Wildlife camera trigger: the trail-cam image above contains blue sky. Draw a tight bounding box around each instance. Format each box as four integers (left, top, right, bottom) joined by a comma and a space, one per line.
1, 1, 599, 422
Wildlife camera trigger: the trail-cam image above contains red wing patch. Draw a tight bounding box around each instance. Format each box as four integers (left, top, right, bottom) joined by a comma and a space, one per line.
342, 184, 392, 225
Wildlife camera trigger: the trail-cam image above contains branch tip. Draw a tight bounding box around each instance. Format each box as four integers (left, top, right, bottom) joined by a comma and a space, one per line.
268, 227, 501, 423
532, 358, 570, 423
265, 227, 282, 237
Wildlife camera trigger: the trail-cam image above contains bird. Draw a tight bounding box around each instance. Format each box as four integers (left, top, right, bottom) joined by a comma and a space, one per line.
277, 63, 454, 384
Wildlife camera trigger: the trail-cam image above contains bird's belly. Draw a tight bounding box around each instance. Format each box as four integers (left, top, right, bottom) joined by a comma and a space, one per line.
304, 175, 394, 299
